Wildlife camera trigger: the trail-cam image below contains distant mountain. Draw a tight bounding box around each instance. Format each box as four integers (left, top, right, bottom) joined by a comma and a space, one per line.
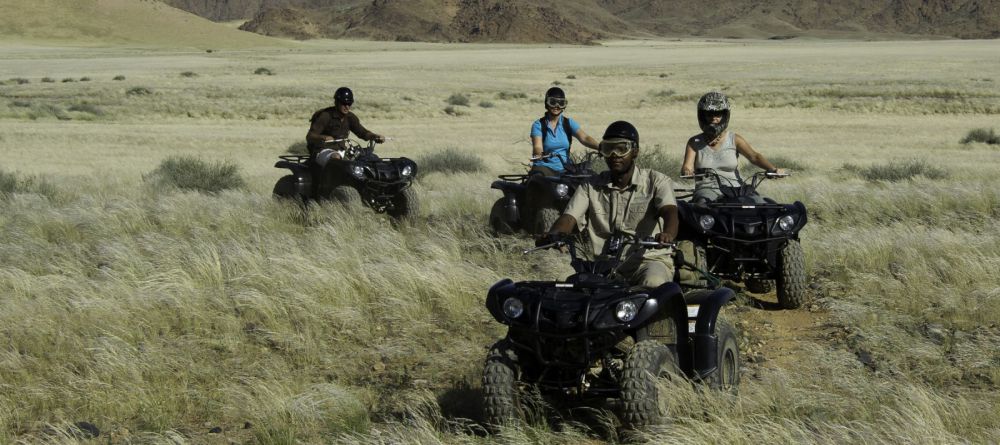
161, 0, 1000, 43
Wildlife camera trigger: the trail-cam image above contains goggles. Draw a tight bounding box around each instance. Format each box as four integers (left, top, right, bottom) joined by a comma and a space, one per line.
598, 139, 637, 158
545, 97, 567, 109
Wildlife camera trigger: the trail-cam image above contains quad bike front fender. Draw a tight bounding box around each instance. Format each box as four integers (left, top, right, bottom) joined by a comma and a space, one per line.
683, 287, 737, 379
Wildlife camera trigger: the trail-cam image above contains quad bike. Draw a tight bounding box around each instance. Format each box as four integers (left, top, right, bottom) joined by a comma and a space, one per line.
676, 169, 807, 308
482, 232, 740, 432
488, 151, 600, 235
272, 138, 419, 219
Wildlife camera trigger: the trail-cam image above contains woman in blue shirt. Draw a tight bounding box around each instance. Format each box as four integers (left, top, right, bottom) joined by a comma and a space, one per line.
529, 87, 600, 176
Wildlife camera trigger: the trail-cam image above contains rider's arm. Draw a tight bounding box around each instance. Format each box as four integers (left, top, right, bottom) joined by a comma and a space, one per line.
573, 127, 600, 150
347, 113, 381, 142
657, 204, 679, 243
734, 134, 781, 173
652, 173, 679, 242
306, 112, 334, 147
530, 120, 544, 158
681, 138, 697, 176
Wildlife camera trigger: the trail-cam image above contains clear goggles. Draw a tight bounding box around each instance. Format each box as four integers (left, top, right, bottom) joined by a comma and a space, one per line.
598, 139, 637, 158
545, 97, 568, 109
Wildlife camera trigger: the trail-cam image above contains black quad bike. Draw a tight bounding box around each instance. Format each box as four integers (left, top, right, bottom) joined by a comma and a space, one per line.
488, 151, 600, 235
482, 232, 740, 431
676, 169, 807, 308
272, 138, 419, 219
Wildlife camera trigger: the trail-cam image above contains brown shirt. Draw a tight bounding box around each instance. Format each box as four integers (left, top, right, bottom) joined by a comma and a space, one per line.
306, 108, 376, 154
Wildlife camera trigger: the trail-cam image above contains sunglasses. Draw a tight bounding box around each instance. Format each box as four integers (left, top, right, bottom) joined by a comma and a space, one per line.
599, 140, 636, 158
545, 97, 567, 109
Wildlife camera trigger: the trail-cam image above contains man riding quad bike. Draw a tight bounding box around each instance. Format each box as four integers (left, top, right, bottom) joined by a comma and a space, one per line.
482, 232, 740, 431
272, 138, 419, 219
676, 168, 807, 308
488, 151, 600, 235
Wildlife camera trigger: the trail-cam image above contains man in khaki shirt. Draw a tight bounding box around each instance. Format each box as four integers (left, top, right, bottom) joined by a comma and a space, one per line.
539, 121, 679, 289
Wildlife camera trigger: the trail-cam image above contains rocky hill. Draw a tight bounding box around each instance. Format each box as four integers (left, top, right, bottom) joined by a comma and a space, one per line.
163, 0, 1000, 43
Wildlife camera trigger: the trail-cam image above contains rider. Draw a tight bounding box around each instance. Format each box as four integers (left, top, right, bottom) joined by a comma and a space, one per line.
681, 92, 784, 203
306, 87, 386, 166
529, 87, 600, 176
539, 121, 679, 289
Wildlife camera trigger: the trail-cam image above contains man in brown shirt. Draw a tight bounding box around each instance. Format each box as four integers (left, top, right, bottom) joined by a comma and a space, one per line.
539, 121, 679, 289
306, 87, 385, 166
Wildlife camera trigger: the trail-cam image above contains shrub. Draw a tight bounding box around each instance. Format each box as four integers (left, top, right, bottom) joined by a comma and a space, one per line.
566, 74, 577, 79
61, 78, 75, 83
418, 148, 485, 174
180, 71, 198, 78
79, 77, 91, 82
145, 156, 246, 193
446, 93, 470, 107
41, 77, 55, 83
67, 103, 106, 116
960, 128, 999, 145
9, 77, 30, 85
254, 67, 274, 75
286, 141, 308, 154
497, 91, 527, 100
843, 160, 948, 182
651, 89, 676, 98
478, 101, 494, 108
126, 86, 153, 96
11, 100, 31, 108
551, 80, 563, 86
443, 106, 466, 116
113, 75, 126, 81
659, 73, 671, 78
0, 169, 58, 199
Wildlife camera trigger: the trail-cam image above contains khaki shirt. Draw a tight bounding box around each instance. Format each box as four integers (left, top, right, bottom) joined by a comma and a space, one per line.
563, 167, 676, 258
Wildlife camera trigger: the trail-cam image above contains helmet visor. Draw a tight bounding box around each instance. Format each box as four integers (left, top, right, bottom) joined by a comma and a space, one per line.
545, 97, 567, 109
598, 138, 636, 158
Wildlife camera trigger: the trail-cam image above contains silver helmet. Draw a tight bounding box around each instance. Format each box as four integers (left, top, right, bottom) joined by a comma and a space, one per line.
697, 92, 731, 139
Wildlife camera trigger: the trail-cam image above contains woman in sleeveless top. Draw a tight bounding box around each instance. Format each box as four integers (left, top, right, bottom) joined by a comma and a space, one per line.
529, 87, 600, 176
681, 92, 784, 203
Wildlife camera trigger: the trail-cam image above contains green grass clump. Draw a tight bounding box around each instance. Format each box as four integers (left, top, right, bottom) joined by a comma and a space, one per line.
113, 75, 126, 81
443, 105, 466, 116
566, 74, 576, 79
417, 148, 484, 174
145, 156, 246, 193
446, 93, 469, 107
478, 100, 494, 108
67, 103, 105, 116
41, 77, 55, 83
11, 100, 31, 108
126, 86, 153, 96
61, 78, 75, 83
843, 159, 948, 182
180, 71, 198, 78
9, 77, 29, 85
739, 155, 810, 176
254, 67, 274, 75
79, 77, 91, 82
497, 91, 527, 100
0, 169, 58, 199
960, 128, 999, 145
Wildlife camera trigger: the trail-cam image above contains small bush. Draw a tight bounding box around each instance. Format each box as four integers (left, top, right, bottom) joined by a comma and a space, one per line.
9, 77, 30, 85
67, 103, 106, 116
497, 91, 527, 100
443, 106, 466, 116
11, 100, 31, 108
659, 73, 671, 78
180, 71, 198, 78
126, 86, 153, 96
113, 75, 126, 81
254, 67, 274, 75
79, 77, 91, 82
478, 101, 494, 108
62, 78, 75, 83
551, 80, 563, 86
566, 74, 577, 79
41, 77, 55, 83
843, 160, 948, 182
0, 169, 58, 199
960, 128, 999, 145
286, 141, 308, 154
418, 148, 485, 174
446, 93, 470, 107
206, 49, 214, 53
145, 156, 246, 193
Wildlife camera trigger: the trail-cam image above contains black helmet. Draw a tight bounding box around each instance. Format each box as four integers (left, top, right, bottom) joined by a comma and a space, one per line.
697, 92, 730, 139
545, 87, 567, 109
334, 87, 354, 106
545, 87, 566, 99
602, 121, 639, 145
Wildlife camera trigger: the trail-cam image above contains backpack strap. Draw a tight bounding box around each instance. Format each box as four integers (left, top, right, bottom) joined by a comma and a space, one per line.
563, 116, 573, 148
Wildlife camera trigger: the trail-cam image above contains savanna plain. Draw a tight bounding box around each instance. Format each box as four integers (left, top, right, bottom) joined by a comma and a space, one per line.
1, 39, 999, 444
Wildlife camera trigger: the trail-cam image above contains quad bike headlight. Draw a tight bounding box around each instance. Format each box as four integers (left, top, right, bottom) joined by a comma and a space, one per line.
699, 214, 716, 231
554, 183, 570, 198
778, 215, 795, 231
615, 301, 638, 323
350, 165, 365, 179
400, 165, 413, 177
502, 297, 524, 319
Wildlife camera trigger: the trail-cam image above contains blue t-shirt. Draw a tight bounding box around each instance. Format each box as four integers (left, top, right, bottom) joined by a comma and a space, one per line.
530, 116, 581, 172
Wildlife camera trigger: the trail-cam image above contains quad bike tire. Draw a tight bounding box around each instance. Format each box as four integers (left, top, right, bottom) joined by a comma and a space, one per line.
489, 198, 516, 234
532, 207, 560, 235
482, 339, 522, 429
704, 316, 740, 392
330, 185, 362, 207
272, 175, 297, 199
744, 278, 773, 294
620, 340, 680, 430
776, 239, 807, 309
388, 187, 420, 220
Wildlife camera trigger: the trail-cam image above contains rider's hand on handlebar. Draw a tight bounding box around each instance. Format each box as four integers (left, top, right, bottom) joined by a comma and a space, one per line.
535, 232, 565, 248
373, 135, 386, 143
654, 232, 674, 246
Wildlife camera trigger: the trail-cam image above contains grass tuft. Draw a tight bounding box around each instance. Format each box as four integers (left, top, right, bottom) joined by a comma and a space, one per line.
960, 128, 999, 145
126, 86, 153, 96
497, 91, 527, 100
0, 168, 59, 199
478, 100, 494, 108
254, 67, 274, 75
41, 77, 55, 83
67, 103, 106, 116
180, 71, 198, 78
61, 78, 75, 83
640, 146, 682, 176
443, 105, 466, 116
80, 77, 91, 82
566, 74, 577, 79
446, 93, 469, 107
9, 77, 30, 84
113, 75, 126, 81
417, 148, 485, 174
144, 156, 246, 193
843, 159, 949, 182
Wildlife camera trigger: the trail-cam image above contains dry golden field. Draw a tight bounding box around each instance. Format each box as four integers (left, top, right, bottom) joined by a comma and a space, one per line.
1, 38, 1000, 444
